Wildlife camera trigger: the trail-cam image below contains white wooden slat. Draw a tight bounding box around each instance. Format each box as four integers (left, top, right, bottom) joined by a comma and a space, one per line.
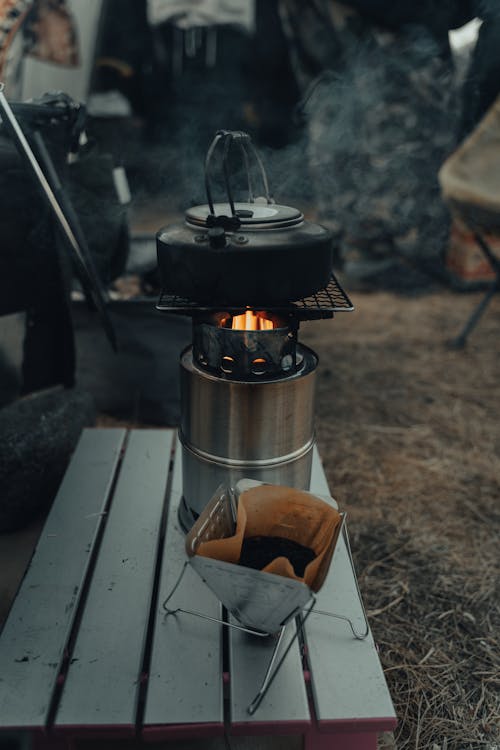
305, 447, 396, 724
55, 429, 174, 729
0, 428, 126, 730
143, 439, 224, 729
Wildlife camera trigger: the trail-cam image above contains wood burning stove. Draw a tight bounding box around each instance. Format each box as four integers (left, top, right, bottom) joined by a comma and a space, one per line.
156, 131, 353, 527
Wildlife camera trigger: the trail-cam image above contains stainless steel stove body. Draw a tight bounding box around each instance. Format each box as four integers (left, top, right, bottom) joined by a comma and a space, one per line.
157, 279, 352, 526
180, 315, 317, 520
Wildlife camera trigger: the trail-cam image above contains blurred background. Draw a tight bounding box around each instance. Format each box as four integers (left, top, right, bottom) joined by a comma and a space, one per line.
1, 4, 500, 749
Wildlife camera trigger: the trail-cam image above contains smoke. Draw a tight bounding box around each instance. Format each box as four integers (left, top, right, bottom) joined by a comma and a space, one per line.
100, 17, 463, 278
288, 27, 463, 265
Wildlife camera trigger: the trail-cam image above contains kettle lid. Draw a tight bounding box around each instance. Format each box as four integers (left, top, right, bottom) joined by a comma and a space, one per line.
186, 201, 303, 230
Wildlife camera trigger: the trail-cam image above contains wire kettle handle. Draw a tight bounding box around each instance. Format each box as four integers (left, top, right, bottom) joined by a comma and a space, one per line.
204, 130, 272, 218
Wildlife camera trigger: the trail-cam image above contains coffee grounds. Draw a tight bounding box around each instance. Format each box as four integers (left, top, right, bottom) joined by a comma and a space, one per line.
239, 536, 316, 577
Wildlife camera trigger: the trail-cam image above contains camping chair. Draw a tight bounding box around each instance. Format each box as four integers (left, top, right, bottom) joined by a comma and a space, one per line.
439, 94, 500, 348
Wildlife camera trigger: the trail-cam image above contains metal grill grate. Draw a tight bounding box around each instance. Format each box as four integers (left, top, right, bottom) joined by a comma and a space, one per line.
156, 274, 353, 320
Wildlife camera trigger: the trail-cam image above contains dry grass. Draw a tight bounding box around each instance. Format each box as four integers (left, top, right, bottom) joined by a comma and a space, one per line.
301, 289, 500, 750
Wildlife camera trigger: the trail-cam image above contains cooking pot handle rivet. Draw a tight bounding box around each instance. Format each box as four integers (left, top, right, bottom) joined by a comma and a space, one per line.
235, 235, 249, 245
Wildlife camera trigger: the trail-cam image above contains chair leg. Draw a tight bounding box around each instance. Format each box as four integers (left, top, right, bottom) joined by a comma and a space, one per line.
449, 280, 499, 349
449, 225, 500, 349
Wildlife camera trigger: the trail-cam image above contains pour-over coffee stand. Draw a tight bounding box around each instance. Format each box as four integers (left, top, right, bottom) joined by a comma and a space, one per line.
162, 479, 370, 715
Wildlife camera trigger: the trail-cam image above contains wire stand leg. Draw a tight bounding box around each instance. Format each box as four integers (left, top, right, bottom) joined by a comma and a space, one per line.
304, 523, 370, 641
247, 597, 317, 715
161, 561, 189, 613
246, 626, 287, 716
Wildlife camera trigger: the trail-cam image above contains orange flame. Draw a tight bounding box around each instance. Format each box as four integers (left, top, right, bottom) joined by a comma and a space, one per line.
230, 311, 274, 331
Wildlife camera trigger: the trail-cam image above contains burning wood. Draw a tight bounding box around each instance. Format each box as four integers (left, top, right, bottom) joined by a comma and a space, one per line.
221, 310, 275, 331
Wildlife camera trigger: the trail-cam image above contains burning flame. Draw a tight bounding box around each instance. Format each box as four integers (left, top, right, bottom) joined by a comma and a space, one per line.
229, 310, 274, 331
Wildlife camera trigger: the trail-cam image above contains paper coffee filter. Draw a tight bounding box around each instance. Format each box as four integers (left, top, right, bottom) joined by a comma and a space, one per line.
195, 483, 341, 592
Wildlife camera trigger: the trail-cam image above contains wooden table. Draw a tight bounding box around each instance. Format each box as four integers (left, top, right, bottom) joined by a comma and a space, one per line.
0, 429, 396, 749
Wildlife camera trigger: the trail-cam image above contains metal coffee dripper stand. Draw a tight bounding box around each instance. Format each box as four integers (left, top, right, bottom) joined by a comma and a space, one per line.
162, 480, 369, 715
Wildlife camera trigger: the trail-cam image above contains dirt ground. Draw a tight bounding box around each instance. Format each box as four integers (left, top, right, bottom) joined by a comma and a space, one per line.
299, 289, 500, 750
